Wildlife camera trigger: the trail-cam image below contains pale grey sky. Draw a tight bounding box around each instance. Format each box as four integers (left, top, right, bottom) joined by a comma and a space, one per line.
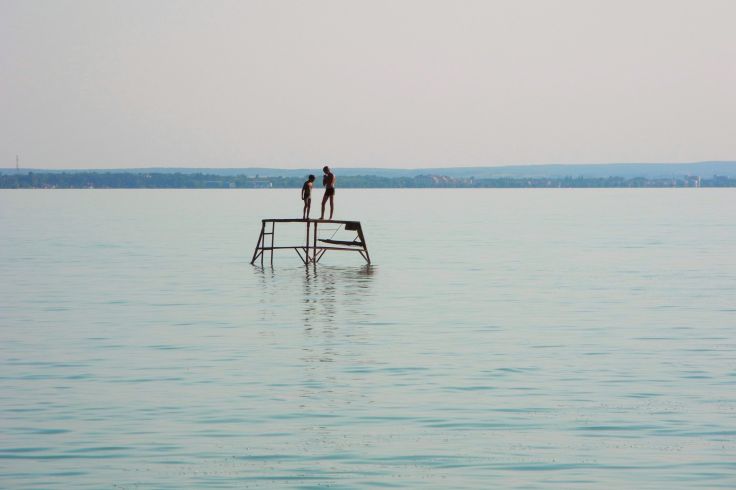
1, 0, 734, 169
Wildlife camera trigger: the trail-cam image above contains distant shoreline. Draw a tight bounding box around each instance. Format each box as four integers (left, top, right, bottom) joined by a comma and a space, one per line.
2, 171, 734, 189
2, 161, 736, 179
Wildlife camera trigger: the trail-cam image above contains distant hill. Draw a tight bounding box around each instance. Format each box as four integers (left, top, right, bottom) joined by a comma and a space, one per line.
2, 161, 735, 178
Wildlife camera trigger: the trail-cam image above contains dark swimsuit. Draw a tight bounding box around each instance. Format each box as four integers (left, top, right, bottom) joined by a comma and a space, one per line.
324, 173, 335, 196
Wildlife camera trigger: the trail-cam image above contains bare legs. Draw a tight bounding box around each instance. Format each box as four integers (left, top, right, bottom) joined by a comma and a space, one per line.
320, 194, 334, 220
302, 198, 311, 219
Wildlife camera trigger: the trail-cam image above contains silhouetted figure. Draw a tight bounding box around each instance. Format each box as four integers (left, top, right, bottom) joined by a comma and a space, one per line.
301, 174, 315, 219
320, 165, 335, 220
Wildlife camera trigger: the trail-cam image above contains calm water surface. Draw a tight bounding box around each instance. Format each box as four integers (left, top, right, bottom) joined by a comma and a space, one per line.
1, 189, 735, 489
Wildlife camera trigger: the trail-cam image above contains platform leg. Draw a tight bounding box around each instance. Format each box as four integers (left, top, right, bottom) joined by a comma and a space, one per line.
250, 222, 265, 265
270, 222, 275, 266
313, 222, 318, 264
357, 225, 371, 264
305, 221, 310, 264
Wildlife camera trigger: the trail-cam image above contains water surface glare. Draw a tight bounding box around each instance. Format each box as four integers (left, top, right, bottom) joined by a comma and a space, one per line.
1, 189, 735, 488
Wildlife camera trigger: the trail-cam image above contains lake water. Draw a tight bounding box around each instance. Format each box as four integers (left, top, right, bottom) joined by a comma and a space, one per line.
1, 189, 735, 489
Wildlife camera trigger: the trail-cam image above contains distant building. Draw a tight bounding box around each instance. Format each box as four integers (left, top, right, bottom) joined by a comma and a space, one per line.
686, 175, 701, 187
250, 180, 272, 188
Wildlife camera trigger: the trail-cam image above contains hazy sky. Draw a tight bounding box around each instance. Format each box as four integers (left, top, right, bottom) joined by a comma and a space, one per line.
1, 0, 735, 169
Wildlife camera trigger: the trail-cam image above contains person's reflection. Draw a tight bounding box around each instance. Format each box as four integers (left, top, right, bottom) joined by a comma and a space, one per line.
300, 265, 375, 382
304, 264, 374, 317
250, 264, 377, 458
301, 264, 375, 359
298, 264, 375, 454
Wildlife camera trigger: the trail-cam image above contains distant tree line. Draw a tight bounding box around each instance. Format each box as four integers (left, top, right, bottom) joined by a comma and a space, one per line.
1, 172, 734, 189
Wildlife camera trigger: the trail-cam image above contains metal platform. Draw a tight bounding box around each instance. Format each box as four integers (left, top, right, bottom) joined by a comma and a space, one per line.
250, 219, 371, 265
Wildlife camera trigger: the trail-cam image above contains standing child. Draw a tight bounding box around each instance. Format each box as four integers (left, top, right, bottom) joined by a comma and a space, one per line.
301, 174, 315, 219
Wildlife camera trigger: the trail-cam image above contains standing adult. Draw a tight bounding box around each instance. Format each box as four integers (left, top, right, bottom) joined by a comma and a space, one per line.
320, 165, 336, 220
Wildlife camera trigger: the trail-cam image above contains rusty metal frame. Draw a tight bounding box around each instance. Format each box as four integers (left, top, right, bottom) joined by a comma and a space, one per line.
250, 219, 371, 266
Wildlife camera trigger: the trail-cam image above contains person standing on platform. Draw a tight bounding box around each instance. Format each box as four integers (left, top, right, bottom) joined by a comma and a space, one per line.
320, 165, 336, 220
301, 174, 315, 219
